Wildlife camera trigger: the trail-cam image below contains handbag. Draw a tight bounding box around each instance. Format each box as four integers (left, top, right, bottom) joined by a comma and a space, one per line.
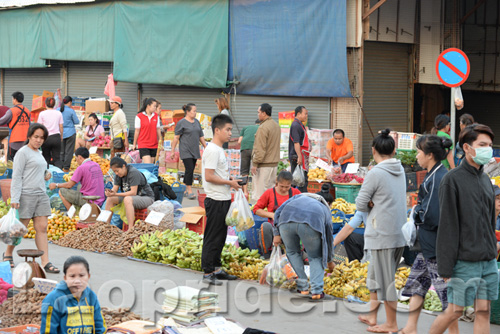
113, 137, 124, 149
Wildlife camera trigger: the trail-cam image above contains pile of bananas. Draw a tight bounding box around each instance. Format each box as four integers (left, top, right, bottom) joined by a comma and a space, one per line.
492, 176, 500, 185
332, 216, 343, 223
324, 259, 412, 301
131, 228, 261, 273
324, 259, 370, 301
395, 266, 411, 290
63, 171, 74, 182
159, 174, 177, 185
227, 257, 268, 280
307, 168, 328, 181
331, 198, 356, 214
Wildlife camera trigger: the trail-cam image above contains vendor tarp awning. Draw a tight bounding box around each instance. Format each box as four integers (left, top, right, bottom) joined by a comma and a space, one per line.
40, 2, 115, 62
113, 0, 229, 88
230, 0, 351, 97
0, 8, 45, 68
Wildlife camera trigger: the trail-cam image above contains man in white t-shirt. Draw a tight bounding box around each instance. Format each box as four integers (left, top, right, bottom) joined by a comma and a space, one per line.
201, 114, 241, 285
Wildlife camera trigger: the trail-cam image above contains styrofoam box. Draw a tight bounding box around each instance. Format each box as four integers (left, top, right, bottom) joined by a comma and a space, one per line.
33, 278, 58, 294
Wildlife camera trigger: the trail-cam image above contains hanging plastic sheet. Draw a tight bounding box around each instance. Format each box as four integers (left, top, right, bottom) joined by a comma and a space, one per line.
113, 0, 229, 88
0, 7, 45, 68
230, 0, 351, 97
40, 2, 115, 62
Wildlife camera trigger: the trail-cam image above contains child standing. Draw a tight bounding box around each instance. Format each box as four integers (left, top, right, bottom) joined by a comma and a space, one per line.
201, 114, 241, 285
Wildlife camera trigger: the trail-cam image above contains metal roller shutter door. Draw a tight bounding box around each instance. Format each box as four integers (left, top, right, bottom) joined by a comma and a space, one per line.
68, 62, 138, 124
362, 42, 411, 164
141, 85, 222, 117
230, 95, 331, 132
3, 66, 62, 110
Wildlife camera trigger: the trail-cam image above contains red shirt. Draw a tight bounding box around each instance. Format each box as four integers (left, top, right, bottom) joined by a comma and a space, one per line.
253, 187, 301, 223
137, 112, 159, 149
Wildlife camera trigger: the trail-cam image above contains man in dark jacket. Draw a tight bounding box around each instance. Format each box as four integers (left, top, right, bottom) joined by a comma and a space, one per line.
430, 124, 499, 334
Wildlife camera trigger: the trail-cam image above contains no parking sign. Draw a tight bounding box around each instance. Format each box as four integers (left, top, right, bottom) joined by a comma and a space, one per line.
435, 48, 470, 87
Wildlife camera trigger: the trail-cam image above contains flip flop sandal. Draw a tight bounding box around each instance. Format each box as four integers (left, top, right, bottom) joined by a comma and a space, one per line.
43, 262, 60, 274
2, 253, 14, 268
187, 193, 196, 200
309, 292, 334, 302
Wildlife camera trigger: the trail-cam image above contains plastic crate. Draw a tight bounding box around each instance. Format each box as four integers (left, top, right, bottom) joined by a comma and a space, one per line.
405, 172, 418, 192
128, 163, 159, 177
397, 132, 422, 151
122, 209, 148, 231
416, 170, 427, 188
333, 184, 361, 203
243, 215, 267, 253
490, 262, 500, 324
353, 227, 365, 235
407, 192, 418, 208
332, 222, 343, 234
0, 168, 12, 179
307, 181, 335, 198
72, 97, 90, 107
171, 182, 186, 204
51, 172, 79, 191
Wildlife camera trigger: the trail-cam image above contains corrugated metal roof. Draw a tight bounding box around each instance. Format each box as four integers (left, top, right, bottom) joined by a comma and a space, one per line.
0, 0, 95, 9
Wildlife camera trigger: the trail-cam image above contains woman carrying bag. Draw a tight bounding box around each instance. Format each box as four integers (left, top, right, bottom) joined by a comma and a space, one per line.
2, 123, 59, 273
396, 135, 458, 334
108, 96, 128, 157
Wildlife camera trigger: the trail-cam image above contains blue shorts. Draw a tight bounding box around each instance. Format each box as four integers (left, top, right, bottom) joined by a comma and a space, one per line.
447, 259, 499, 307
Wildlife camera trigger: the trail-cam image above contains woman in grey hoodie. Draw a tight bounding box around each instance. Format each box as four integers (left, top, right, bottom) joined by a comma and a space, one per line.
356, 129, 406, 334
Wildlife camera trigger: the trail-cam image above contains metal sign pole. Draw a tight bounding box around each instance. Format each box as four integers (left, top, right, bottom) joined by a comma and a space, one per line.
450, 87, 456, 146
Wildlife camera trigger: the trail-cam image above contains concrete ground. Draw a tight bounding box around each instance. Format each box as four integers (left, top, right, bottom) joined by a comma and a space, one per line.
0, 195, 485, 333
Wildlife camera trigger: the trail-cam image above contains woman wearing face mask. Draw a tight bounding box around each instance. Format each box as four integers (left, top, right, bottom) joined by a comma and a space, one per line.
431, 115, 455, 170
41, 256, 106, 334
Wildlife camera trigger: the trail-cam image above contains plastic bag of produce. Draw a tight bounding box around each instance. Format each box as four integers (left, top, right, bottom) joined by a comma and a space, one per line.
0, 208, 26, 246
264, 246, 288, 287
225, 189, 255, 232
402, 206, 417, 247
292, 166, 306, 187
111, 202, 128, 226
454, 86, 464, 110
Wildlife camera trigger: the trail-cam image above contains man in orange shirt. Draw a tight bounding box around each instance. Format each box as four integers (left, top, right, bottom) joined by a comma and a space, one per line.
326, 129, 355, 173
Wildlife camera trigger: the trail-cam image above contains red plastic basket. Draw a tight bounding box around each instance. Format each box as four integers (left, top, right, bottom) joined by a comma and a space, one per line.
123, 209, 148, 231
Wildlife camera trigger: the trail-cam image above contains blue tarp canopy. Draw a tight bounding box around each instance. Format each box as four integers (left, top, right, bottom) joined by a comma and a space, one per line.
230, 0, 351, 97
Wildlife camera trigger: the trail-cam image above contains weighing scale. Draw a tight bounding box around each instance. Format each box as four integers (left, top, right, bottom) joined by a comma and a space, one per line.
12, 249, 46, 289
78, 195, 102, 224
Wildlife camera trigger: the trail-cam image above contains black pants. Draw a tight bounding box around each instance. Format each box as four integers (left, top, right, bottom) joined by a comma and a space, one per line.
182, 158, 197, 186
9, 146, 18, 160
344, 233, 365, 262
61, 134, 76, 170
290, 158, 308, 193
42, 134, 62, 169
202, 198, 231, 273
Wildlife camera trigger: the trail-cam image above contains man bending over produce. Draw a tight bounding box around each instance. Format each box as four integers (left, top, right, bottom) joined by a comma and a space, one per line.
49, 147, 105, 210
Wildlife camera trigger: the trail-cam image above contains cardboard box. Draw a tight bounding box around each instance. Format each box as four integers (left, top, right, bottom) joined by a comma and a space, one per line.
42, 90, 54, 98
178, 160, 185, 172
164, 131, 175, 141
160, 110, 174, 130
179, 206, 206, 234
194, 159, 202, 174
32, 95, 47, 113
85, 100, 109, 114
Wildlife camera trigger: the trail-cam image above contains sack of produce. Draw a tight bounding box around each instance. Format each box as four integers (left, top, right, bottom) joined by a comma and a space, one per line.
147, 200, 174, 230
292, 166, 306, 187
225, 189, 255, 232
264, 246, 288, 287
0, 208, 26, 246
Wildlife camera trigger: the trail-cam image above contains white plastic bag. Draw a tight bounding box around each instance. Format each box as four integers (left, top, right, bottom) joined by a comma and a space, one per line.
402, 206, 417, 247
0, 208, 26, 246
264, 246, 287, 287
454, 86, 464, 110
292, 166, 306, 187
225, 189, 255, 232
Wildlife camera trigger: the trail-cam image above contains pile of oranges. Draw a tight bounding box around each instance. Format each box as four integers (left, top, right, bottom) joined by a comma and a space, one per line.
24, 209, 77, 241
70, 154, 109, 175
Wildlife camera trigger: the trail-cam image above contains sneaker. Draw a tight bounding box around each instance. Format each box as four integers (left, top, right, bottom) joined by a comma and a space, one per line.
202, 273, 222, 286
214, 269, 237, 280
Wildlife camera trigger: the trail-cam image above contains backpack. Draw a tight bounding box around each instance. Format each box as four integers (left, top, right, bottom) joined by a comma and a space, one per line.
150, 177, 177, 201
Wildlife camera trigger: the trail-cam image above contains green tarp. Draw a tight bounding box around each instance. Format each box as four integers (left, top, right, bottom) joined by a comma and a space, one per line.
113, 0, 228, 88
40, 2, 115, 62
0, 8, 45, 68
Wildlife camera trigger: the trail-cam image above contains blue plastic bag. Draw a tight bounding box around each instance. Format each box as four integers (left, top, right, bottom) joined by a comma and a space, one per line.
0, 261, 12, 284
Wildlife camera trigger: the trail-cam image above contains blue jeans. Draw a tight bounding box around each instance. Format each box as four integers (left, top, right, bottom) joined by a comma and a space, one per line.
279, 222, 324, 294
